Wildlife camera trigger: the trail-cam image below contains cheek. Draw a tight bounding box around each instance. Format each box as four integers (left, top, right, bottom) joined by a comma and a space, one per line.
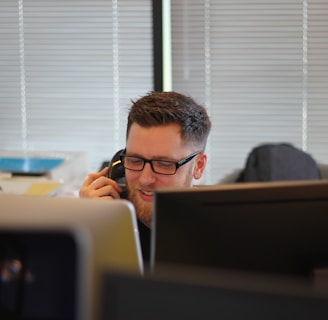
125, 170, 138, 182
166, 170, 193, 187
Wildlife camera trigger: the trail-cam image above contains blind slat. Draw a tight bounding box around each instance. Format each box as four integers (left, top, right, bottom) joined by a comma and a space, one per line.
0, 0, 153, 172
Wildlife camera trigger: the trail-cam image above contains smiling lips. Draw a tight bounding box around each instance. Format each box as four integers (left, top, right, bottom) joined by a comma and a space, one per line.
139, 189, 153, 201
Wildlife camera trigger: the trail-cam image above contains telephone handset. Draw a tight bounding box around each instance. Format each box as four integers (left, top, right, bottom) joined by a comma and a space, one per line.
107, 149, 128, 199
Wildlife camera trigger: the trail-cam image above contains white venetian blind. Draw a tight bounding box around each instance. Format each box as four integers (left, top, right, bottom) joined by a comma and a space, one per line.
0, 0, 153, 171
171, 0, 328, 184
307, 1, 328, 162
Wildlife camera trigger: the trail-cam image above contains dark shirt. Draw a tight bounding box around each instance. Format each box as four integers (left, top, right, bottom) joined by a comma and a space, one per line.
137, 219, 151, 263
120, 189, 151, 264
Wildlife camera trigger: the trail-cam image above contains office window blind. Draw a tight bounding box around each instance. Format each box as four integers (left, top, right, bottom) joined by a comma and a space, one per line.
171, 0, 328, 184
0, 0, 153, 172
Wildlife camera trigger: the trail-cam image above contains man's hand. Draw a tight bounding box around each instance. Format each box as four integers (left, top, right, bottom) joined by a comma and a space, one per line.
79, 167, 123, 199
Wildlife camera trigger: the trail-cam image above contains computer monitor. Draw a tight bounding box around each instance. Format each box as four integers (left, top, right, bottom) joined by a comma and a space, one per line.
151, 180, 328, 285
101, 268, 328, 320
0, 194, 143, 320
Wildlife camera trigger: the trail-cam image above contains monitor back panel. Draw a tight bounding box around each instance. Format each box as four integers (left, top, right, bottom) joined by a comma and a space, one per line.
151, 180, 328, 278
0, 231, 77, 320
0, 194, 143, 320
101, 270, 328, 320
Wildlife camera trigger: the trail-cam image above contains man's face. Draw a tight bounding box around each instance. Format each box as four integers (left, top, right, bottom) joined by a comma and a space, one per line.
125, 123, 207, 228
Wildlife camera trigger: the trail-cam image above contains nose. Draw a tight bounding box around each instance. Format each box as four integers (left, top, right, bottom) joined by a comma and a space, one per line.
138, 162, 156, 186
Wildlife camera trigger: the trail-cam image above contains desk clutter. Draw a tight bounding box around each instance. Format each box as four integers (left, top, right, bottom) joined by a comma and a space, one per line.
0, 150, 88, 197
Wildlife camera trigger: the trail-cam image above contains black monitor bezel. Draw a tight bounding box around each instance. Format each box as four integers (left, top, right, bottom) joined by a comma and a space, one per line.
151, 180, 328, 280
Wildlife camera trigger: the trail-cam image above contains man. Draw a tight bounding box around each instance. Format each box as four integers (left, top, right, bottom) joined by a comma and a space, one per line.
80, 91, 211, 261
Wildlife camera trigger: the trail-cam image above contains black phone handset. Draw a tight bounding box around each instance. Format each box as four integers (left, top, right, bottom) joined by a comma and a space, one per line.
107, 149, 128, 199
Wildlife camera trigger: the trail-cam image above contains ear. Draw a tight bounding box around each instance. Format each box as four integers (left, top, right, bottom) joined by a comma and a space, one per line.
193, 153, 207, 180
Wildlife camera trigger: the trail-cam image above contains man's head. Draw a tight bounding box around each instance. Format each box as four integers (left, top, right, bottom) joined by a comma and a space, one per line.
123, 91, 211, 227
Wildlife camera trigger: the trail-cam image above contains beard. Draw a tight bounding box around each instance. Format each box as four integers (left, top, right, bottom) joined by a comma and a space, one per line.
127, 184, 152, 228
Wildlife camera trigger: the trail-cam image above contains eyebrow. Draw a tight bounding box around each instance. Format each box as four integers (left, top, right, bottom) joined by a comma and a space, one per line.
125, 152, 178, 162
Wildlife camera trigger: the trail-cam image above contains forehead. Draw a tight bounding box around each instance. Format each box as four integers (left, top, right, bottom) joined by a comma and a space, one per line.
126, 123, 188, 158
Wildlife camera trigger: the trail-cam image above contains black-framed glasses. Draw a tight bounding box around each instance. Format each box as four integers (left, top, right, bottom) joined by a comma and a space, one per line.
119, 149, 202, 175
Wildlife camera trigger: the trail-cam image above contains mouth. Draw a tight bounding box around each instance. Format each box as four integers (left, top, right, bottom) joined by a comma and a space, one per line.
139, 189, 154, 202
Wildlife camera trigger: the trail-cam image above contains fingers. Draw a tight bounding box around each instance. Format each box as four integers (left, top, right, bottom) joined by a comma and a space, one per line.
79, 167, 123, 199
82, 167, 109, 187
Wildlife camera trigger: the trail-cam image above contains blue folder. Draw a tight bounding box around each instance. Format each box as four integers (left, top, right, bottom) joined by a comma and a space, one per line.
0, 157, 64, 175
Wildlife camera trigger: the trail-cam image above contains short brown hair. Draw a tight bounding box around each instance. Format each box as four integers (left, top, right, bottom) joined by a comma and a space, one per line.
126, 91, 211, 149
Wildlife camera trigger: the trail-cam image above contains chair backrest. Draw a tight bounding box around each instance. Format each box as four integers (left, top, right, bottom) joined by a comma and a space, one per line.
236, 143, 321, 182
